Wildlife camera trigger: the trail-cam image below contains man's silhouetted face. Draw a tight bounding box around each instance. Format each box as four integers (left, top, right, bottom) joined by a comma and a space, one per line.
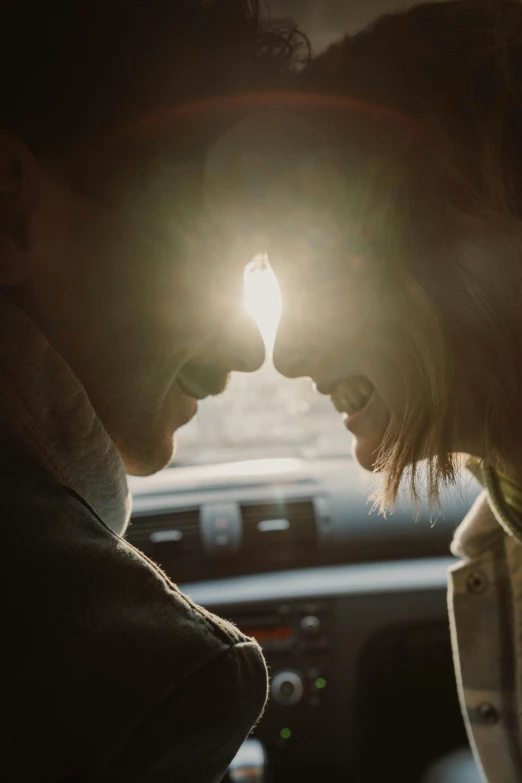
0, 133, 265, 475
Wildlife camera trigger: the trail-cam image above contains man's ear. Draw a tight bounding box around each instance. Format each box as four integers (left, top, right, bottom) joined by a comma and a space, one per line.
0, 136, 37, 286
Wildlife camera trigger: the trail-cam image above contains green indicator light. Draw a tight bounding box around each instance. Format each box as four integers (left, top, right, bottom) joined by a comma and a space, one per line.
280, 728, 292, 740
315, 677, 327, 690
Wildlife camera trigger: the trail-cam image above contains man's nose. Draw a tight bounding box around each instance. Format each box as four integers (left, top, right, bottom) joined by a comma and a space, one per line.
219, 307, 266, 373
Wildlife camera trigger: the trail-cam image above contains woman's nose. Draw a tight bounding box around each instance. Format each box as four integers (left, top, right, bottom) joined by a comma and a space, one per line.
273, 318, 310, 378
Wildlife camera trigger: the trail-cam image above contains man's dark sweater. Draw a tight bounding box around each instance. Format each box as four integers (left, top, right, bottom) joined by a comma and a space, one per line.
0, 442, 268, 782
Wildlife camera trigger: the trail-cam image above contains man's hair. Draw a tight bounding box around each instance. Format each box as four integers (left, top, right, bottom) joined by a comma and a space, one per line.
310, 1, 522, 508
1, 0, 308, 156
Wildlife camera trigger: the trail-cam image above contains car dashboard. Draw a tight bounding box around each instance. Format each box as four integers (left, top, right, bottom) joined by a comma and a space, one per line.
127, 457, 480, 783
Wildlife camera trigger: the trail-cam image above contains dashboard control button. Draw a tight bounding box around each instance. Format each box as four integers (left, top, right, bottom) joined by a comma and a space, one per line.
280, 681, 295, 698
201, 503, 241, 556
300, 615, 321, 636
271, 671, 304, 706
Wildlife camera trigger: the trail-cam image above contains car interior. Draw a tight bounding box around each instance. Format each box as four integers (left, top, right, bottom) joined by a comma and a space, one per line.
128, 455, 480, 783
126, 2, 485, 781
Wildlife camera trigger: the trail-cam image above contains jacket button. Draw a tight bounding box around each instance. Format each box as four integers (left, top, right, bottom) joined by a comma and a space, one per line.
466, 570, 488, 594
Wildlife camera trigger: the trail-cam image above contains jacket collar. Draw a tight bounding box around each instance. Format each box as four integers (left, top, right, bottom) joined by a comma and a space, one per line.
0, 297, 131, 534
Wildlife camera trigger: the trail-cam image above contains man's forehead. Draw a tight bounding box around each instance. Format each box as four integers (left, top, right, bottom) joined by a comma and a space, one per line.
62, 135, 205, 207
59, 93, 369, 187
61, 95, 267, 181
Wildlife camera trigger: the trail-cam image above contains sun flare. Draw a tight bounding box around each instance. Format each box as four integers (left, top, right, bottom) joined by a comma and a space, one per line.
243, 253, 282, 354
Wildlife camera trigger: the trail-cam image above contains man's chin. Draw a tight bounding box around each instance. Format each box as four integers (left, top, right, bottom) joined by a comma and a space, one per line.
121, 434, 177, 477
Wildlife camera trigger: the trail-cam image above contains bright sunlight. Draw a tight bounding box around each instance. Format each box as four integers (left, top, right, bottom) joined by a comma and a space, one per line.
243, 253, 282, 354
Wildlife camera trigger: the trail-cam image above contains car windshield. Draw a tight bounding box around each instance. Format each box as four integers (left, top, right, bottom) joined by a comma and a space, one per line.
174, 259, 351, 466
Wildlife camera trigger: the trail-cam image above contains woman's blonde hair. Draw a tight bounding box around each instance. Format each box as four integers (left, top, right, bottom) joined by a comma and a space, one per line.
312, 0, 522, 509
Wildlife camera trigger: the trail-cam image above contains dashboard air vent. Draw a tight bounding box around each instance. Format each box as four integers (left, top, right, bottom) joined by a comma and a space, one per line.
125, 509, 207, 582
240, 500, 318, 571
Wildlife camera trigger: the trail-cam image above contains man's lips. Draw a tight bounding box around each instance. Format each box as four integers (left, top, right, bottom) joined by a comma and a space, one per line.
177, 360, 231, 400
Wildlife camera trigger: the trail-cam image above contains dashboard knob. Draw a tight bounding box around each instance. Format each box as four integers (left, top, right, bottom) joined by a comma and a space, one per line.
300, 615, 321, 636
270, 670, 304, 706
